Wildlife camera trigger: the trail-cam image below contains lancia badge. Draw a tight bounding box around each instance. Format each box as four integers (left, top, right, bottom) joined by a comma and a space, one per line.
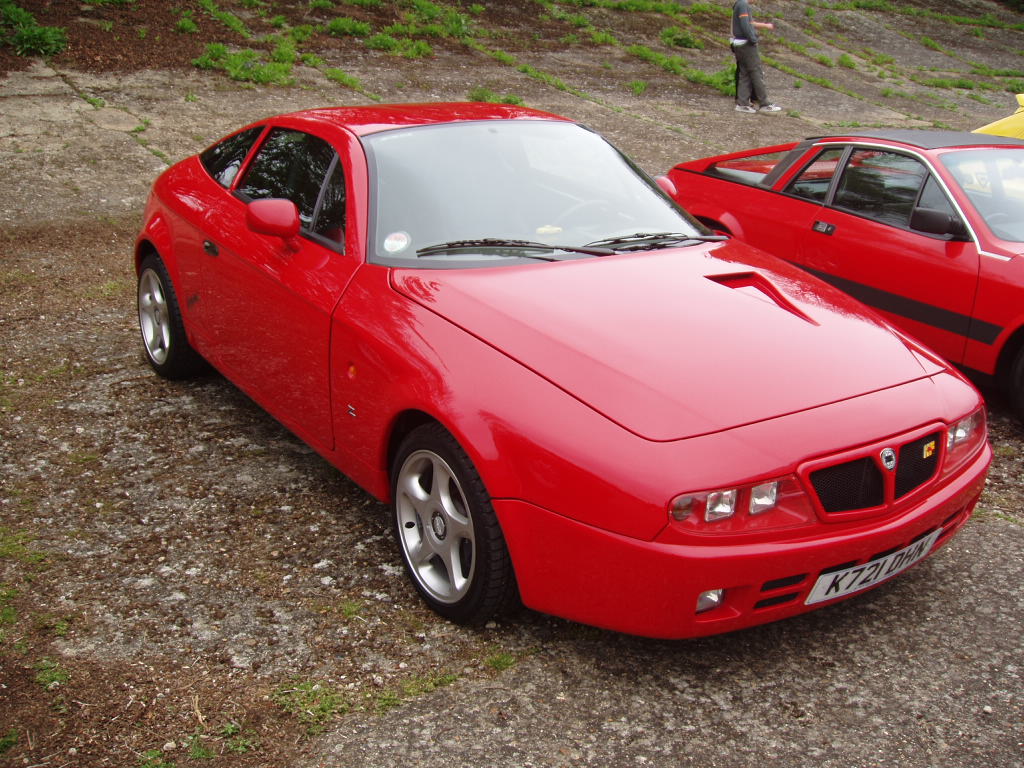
880, 447, 897, 471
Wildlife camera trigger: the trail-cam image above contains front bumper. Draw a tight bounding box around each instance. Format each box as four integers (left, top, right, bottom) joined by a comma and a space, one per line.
495, 442, 990, 639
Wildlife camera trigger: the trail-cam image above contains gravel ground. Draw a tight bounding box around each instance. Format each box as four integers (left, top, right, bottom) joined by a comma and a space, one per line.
1, 1, 1023, 766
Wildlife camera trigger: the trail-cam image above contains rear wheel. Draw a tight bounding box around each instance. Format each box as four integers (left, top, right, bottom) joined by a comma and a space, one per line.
1008, 347, 1024, 422
391, 423, 518, 624
137, 253, 203, 379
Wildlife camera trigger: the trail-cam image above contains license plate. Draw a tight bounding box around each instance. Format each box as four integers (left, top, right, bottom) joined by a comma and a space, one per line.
806, 528, 942, 605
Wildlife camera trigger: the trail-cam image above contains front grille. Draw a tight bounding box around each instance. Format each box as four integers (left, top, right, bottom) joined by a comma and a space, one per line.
810, 457, 884, 513
807, 429, 944, 516
895, 432, 941, 498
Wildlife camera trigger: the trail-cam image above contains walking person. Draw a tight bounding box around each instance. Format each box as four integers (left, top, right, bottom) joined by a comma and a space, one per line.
730, 0, 781, 113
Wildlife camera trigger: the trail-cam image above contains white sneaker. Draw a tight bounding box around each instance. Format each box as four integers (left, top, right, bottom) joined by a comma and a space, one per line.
760, 103, 782, 112
735, 104, 757, 113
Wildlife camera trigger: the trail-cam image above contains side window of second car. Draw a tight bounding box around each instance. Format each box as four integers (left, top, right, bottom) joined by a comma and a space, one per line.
785, 147, 845, 202
832, 149, 927, 228
237, 128, 345, 247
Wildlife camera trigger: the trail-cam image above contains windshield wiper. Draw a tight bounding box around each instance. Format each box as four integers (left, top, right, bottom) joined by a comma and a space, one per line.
584, 231, 729, 251
416, 238, 614, 259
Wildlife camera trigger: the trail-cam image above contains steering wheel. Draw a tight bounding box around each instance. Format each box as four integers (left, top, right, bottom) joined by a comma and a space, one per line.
551, 199, 616, 227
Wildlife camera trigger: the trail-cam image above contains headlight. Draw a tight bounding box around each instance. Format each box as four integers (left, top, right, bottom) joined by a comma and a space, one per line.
750, 482, 779, 515
945, 407, 987, 471
705, 490, 737, 522
668, 476, 814, 533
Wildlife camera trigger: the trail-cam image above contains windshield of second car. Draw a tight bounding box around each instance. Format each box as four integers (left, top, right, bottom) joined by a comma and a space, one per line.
363, 120, 701, 264
941, 148, 1024, 242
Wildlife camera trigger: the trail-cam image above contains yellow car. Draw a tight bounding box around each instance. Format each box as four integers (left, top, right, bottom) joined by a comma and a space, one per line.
975, 94, 1024, 139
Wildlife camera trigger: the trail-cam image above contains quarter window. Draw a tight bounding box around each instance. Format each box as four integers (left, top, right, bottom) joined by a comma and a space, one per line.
200, 126, 263, 188
786, 148, 844, 202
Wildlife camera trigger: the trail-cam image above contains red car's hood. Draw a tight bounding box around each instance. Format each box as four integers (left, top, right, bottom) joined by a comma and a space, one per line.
391, 242, 945, 440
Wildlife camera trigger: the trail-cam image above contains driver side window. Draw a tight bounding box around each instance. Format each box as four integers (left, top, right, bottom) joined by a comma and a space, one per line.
832, 149, 927, 228
237, 128, 346, 249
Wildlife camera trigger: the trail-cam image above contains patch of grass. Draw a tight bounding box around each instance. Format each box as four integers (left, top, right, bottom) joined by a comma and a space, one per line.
486, 652, 516, 671
0, 526, 45, 565
374, 672, 458, 713
272, 679, 348, 735
365, 34, 433, 58
309, 0, 333, 8
467, 85, 524, 105
327, 17, 371, 37
186, 731, 215, 759
590, 28, 617, 45
0, 729, 17, 755
1, 1, 68, 56
916, 76, 975, 90
323, 67, 361, 88
0, 585, 17, 628
661, 25, 703, 50
197, 0, 250, 39
193, 43, 293, 85
270, 35, 297, 64
136, 750, 175, 768
222, 725, 258, 754
628, 79, 647, 96
838, 53, 857, 69
34, 658, 70, 688
175, 10, 198, 34
626, 44, 735, 96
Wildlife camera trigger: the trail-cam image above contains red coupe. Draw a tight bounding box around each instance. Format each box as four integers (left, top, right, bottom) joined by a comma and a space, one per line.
135, 105, 990, 639
666, 130, 1024, 422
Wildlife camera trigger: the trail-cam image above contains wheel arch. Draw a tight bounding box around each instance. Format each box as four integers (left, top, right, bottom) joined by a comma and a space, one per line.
134, 210, 175, 276
385, 409, 442, 487
995, 322, 1024, 390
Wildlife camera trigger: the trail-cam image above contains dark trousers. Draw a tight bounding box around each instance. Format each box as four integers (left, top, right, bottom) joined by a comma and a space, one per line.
732, 42, 769, 106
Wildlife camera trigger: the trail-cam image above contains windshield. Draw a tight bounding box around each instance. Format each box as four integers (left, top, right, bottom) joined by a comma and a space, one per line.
363, 119, 701, 265
941, 148, 1024, 242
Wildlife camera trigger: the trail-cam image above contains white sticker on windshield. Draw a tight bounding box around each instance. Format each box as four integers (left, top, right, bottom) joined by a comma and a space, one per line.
384, 231, 411, 254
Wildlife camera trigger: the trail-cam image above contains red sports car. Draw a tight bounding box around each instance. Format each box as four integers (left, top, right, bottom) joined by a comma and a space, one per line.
135, 105, 990, 639
665, 130, 1024, 421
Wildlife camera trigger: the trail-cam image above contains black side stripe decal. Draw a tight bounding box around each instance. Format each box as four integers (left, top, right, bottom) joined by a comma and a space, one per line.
795, 263, 1003, 345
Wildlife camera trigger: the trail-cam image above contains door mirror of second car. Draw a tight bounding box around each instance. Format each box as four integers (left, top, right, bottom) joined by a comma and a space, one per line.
910, 207, 970, 240
247, 198, 301, 240
655, 175, 678, 197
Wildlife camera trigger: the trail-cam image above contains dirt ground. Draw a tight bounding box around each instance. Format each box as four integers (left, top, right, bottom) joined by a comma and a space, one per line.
2, 1, 1023, 767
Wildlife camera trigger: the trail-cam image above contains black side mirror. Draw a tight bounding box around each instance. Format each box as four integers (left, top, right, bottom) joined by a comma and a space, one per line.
910, 207, 969, 240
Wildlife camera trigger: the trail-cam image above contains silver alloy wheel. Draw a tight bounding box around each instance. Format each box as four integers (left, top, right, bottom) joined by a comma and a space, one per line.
138, 267, 171, 365
395, 448, 476, 605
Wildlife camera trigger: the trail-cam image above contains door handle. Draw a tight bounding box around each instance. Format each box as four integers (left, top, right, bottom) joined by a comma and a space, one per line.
203, 240, 219, 256
812, 221, 836, 236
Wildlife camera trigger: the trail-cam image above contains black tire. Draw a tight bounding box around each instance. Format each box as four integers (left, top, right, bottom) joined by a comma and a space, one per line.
136, 252, 204, 379
391, 422, 519, 625
1008, 346, 1024, 423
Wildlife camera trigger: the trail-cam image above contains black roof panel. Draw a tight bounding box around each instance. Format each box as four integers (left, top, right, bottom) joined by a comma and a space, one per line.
808, 129, 1024, 150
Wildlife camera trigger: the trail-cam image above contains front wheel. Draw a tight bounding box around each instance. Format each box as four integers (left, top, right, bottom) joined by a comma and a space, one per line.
391, 423, 518, 625
137, 252, 203, 379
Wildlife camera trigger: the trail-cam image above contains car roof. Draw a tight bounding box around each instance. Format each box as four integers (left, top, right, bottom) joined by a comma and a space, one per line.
808, 129, 1024, 150
272, 102, 571, 136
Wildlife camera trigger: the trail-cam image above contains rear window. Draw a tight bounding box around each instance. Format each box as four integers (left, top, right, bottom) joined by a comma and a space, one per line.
200, 126, 263, 188
708, 149, 790, 186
